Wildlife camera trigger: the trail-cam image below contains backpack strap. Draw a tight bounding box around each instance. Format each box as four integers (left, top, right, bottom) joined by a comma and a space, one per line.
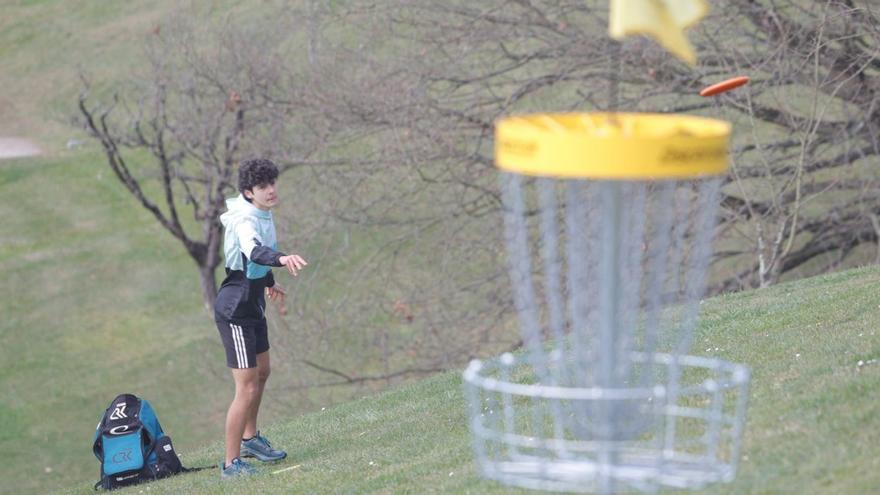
181, 465, 214, 473
141, 421, 159, 460
137, 399, 163, 461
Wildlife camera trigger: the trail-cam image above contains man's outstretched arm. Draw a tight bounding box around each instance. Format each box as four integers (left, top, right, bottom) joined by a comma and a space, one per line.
236, 221, 306, 276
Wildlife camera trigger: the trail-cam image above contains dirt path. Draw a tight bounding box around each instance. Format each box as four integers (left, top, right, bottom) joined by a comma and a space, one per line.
0, 137, 41, 159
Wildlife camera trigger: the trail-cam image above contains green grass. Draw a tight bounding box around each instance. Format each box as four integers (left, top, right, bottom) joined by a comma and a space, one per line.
44, 264, 878, 495
0, 0, 255, 144
0, 150, 231, 494
2, 2, 879, 494
0, 148, 425, 494
0, 5, 437, 492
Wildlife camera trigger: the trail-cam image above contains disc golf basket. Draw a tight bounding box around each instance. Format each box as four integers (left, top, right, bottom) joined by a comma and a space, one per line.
463, 113, 751, 494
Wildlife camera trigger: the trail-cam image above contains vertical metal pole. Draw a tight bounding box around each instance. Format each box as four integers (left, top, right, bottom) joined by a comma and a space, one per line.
729, 367, 752, 477
538, 178, 567, 383
597, 181, 622, 495
537, 178, 569, 458
566, 182, 591, 388
642, 181, 675, 386
501, 173, 549, 382
500, 354, 519, 458
464, 362, 489, 477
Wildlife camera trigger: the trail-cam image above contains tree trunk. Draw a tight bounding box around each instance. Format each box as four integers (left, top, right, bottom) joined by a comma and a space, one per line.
199, 264, 218, 311
200, 218, 224, 312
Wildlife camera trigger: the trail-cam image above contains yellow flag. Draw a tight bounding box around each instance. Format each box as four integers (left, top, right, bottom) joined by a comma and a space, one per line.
609, 0, 709, 66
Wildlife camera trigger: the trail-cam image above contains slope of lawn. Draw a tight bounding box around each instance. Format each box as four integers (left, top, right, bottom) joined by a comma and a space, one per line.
2, 2, 878, 494
56, 265, 880, 495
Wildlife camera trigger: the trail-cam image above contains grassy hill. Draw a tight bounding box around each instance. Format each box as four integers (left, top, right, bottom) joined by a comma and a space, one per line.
0, 118, 409, 494
8, 150, 878, 495
0, 2, 474, 492
0, 150, 232, 494
0, 3, 380, 493
49, 264, 879, 494
2, 2, 879, 494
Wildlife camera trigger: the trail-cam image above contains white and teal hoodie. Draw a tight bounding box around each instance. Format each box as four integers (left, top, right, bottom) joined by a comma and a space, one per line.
215, 195, 286, 320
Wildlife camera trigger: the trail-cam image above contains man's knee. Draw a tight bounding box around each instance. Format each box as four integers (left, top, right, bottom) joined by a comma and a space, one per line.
234, 372, 262, 399
259, 365, 271, 384
257, 352, 271, 383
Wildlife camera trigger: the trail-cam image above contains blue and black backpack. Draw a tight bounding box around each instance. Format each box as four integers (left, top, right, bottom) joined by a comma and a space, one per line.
92, 393, 186, 490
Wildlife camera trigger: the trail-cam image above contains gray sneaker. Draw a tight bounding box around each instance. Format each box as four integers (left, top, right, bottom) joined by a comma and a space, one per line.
240, 431, 287, 462
219, 457, 257, 478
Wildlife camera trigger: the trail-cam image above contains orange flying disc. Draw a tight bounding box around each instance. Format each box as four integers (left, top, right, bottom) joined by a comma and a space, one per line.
700, 76, 750, 97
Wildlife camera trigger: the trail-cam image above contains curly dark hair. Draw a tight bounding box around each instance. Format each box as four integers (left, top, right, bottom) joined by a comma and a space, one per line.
238, 158, 279, 201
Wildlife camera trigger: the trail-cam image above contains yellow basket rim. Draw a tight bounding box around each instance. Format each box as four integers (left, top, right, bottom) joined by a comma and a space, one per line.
495, 112, 730, 179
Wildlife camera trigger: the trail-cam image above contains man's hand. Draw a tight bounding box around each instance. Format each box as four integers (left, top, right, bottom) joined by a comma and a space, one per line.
279, 254, 307, 276
266, 284, 288, 315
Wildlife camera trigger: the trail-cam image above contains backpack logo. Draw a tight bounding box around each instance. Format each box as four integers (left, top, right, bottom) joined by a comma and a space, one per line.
109, 425, 130, 435
111, 449, 133, 463
109, 403, 128, 420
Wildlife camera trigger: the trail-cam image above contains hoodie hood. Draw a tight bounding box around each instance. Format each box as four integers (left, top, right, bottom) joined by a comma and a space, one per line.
220, 195, 277, 276
220, 195, 271, 228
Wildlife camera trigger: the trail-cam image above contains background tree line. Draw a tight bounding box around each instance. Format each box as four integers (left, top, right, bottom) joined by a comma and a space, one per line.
77, 0, 880, 400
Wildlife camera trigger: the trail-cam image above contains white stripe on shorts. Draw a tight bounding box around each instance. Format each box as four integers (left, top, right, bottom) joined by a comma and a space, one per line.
236, 324, 250, 368
229, 323, 241, 367
230, 323, 247, 368
238, 325, 249, 368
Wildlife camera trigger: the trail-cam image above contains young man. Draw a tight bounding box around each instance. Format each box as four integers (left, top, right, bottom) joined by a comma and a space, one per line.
214, 158, 307, 478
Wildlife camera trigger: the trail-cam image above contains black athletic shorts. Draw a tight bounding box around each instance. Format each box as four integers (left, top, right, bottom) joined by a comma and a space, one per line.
215, 317, 270, 369
214, 269, 273, 368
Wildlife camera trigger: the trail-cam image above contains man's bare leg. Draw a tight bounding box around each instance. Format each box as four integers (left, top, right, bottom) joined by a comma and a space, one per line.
243, 351, 270, 439
225, 367, 261, 466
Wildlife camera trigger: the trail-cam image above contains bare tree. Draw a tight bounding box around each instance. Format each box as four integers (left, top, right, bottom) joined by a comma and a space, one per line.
707, 0, 880, 289
73, 1, 880, 400
272, 0, 879, 390
305, 0, 880, 292
77, 12, 324, 308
